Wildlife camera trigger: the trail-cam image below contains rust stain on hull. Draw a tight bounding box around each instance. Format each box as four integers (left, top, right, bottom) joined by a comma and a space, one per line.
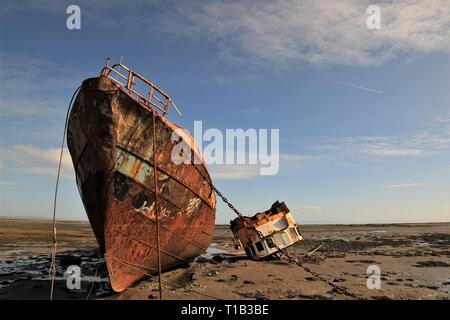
67, 76, 216, 292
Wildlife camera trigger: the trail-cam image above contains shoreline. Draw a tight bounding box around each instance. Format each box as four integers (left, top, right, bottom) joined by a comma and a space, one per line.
1, 216, 449, 226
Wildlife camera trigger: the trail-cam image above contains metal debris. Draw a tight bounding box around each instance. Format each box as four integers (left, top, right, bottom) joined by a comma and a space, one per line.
230, 201, 303, 260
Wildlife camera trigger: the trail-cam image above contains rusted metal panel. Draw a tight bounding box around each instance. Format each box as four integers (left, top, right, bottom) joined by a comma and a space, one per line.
67, 74, 216, 292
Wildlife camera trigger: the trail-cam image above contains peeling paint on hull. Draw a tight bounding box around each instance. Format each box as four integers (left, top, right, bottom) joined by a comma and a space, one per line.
67, 77, 216, 292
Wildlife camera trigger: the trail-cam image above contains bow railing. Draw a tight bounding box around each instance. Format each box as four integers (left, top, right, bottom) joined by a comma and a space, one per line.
100, 58, 182, 117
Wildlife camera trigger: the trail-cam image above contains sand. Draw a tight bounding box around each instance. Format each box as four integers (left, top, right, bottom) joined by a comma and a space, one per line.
0, 218, 449, 300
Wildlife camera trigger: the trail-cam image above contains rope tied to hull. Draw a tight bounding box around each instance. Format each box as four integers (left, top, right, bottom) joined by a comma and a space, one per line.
152, 109, 163, 300
49, 86, 81, 300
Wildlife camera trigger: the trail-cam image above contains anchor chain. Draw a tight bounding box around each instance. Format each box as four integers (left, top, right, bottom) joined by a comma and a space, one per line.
270, 242, 361, 300
193, 164, 245, 220
192, 163, 362, 300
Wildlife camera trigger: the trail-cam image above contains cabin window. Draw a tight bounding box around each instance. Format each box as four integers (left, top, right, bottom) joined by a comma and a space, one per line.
255, 241, 264, 252
289, 227, 298, 239
272, 233, 284, 246
281, 232, 291, 245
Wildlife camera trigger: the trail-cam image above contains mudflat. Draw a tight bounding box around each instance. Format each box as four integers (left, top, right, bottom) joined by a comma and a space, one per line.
0, 217, 449, 300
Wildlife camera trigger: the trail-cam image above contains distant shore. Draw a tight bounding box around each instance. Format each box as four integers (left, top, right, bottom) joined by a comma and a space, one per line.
1, 215, 449, 225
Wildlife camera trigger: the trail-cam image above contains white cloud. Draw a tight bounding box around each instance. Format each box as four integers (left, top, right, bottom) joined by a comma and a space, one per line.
3, 1, 448, 71
0, 181, 30, 186
353, 143, 425, 157
313, 116, 450, 161
277, 154, 326, 171
240, 107, 260, 115
205, 115, 450, 179
0, 52, 86, 145
208, 153, 322, 180
384, 182, 425, 188
313, 137, 427, 160
295, 206, 323, 211
1, 144, 74, 179
209, 164, 260, 180
0, 145, 314, 181
280, 154, 324, 162
1, 115, 447, 182
153, 0, 450, 69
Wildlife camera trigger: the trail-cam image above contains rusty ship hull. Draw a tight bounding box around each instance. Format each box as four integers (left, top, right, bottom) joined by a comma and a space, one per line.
67, 75, 216, 292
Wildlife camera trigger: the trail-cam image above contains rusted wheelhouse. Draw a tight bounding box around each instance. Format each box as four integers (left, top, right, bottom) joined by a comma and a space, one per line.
67, 59, 216, 292
231, 201, 303, 260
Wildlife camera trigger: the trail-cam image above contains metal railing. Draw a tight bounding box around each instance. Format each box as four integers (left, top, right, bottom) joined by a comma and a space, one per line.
100, 58, 182, 117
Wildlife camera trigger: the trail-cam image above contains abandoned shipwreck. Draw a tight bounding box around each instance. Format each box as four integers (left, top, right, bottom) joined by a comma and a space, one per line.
66, 60, 216, 292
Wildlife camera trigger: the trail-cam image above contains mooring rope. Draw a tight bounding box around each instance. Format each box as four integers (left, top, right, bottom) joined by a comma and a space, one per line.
49, 86, 81, 300
85, 262, 100, 300
152, 110, 163, 300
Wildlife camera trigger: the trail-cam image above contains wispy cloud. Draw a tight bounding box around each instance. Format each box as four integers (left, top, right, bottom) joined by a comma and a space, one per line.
208, 153, 322, 180
295, 206, 323, 211
151, 0, 450, 69
2, 116, 447, 181
311, 115, 450, 162
384, 182, 425, 188
315, 137, 426, 158
3, 1, 448, 71
0, 181, 31, 186
209, 164, 260, 180
240, 107, 260, 115
280, 154, 325, 162
0, 52, 86, 145
1, 145, 74, 179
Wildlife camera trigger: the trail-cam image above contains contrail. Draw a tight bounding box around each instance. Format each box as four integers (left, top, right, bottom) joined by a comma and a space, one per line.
384, 182, 424, 188
324, 78, 384, 95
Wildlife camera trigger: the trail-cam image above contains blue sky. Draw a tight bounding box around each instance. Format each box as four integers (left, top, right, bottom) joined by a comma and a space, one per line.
0, 0, 449, 224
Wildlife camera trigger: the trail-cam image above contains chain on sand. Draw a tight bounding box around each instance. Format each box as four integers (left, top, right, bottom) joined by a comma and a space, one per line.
192, 163, 362, 300
281, 248, 361, 300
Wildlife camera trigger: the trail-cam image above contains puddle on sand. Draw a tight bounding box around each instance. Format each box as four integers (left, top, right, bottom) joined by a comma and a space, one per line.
194, 242, 248, 266
438, 278, 450, 294
194, 243, 229, 262
0, 250, 111, 297
317, 235, 351, 242
205, 245, 227, 257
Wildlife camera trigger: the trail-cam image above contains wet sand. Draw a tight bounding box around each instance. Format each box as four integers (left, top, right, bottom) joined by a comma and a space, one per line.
0, 218, 449, 300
